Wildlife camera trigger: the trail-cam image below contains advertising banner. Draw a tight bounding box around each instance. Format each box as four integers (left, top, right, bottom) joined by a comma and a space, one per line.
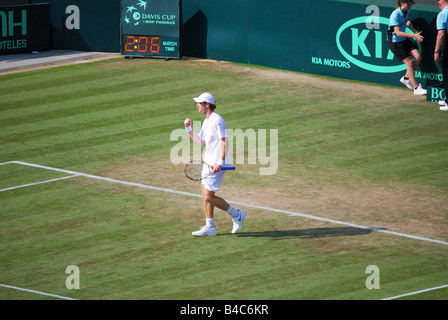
0, 3, 49, 54
307, 1, 441, 89
182, 0, 441, 90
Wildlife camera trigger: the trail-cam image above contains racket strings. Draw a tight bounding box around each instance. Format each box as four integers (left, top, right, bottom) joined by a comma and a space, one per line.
185, 161, 208, 180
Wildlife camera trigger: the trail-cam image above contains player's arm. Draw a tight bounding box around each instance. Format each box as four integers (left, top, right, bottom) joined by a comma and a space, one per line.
212, 137, 228, 173
435, 29, 446, 62
184, 118, 204, 146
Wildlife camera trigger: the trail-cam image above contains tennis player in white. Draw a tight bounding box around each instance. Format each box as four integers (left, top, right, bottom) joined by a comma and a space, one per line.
184, 93, 246, 236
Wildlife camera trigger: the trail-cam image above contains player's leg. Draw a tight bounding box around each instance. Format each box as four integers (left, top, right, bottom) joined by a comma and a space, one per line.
203, 187, 228, 211
203, 187, 247, 234
193, 171, 246, 236
192, 186, 218, 236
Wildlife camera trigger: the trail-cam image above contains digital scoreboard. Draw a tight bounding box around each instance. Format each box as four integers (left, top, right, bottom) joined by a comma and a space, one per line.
120, 0, 180, 58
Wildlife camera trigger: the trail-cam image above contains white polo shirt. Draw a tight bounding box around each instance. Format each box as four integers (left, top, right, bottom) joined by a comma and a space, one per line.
198, 112, 230, 166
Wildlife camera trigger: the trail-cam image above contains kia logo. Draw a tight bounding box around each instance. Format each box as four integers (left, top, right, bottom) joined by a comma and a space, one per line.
336, 16, 420, 74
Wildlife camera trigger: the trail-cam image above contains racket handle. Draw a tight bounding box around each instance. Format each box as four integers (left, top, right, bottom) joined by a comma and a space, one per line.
222, 166, 236, 170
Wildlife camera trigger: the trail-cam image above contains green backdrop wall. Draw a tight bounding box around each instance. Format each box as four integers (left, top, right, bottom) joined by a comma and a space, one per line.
28, 0, 441, 87
30, 0, 121, 52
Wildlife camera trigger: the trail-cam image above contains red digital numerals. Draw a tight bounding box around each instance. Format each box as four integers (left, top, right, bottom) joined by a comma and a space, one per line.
124, 35, 161, 54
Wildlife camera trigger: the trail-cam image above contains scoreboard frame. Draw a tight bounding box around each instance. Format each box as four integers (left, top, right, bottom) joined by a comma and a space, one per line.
120, 0, 180, 59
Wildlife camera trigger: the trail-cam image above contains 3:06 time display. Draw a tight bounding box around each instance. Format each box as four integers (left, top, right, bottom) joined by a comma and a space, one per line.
123, 35, 162, 54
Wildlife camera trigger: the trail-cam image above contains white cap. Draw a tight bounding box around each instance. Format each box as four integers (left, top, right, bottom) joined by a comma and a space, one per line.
193, 93, 215, 104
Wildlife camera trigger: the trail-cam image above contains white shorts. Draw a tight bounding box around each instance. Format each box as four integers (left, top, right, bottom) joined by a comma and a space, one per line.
202, 167, 226, 192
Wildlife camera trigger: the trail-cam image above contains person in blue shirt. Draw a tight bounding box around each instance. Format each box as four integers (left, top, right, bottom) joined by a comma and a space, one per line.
388, 0, 426, 95
435, 0, 448, 110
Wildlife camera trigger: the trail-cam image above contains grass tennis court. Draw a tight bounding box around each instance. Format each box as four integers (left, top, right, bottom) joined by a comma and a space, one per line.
0, 57, 447, 301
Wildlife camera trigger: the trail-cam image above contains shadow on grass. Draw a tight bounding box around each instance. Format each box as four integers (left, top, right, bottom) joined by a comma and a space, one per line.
233, 227, 373, 240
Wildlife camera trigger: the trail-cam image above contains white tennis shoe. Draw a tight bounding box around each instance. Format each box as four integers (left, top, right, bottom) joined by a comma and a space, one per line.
414, 84, 427, 95
232, 210, 246, 234
192, 226, 217, 237
400, 76, 414, 90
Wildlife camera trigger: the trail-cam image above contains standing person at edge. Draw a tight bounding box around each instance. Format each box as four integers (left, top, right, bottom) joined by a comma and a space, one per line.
388, 0, 427, 95
184, 93, 246, 237
435, 0, 448, 111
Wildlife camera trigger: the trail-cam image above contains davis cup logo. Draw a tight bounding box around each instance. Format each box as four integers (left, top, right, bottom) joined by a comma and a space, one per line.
122, 0, 177, 27
336, 16, 421, 74
124, 0, 148, 26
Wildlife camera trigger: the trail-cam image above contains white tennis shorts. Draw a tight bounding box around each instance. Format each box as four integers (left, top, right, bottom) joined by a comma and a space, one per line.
202, 167, 226, 192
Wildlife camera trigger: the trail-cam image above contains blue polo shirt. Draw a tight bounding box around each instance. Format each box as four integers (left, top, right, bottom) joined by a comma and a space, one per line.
388, 8, 410, 43
437, 6, 448, 32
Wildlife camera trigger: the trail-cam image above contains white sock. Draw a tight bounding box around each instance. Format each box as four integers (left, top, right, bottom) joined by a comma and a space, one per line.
206, 218, 215, 228
226, 206, 239, 218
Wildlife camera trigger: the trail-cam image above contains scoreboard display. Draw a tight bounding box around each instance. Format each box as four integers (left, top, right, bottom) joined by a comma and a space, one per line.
120, 0, 180, 58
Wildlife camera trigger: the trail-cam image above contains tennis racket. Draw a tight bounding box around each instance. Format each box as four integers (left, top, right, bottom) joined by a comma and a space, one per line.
184, 160, 235, 181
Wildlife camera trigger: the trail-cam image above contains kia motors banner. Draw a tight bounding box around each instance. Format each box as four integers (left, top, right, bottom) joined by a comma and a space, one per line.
306, 0, 440, 88
182, 0, 441, 88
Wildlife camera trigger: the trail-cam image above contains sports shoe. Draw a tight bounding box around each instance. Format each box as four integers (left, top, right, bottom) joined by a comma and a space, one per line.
438, 100, 447, 107
400, 76, 414, 90
440, 105, 448, 111
192, 226, 217, 237
232, 210, 246, 234
414, 84, 427, 95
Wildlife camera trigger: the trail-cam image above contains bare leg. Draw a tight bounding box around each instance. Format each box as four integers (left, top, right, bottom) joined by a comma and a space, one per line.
410, 48, 422, 72
202, 185, 230, 219
192, 186, 232, 236
403, 57, 418, 89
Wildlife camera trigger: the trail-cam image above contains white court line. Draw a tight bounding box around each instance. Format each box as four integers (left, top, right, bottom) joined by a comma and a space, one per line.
382, 284, 448, 300
0, 161, 15, 165
0, 284, 77, 300
0, 175, 79, 192
4, 160, 448, 247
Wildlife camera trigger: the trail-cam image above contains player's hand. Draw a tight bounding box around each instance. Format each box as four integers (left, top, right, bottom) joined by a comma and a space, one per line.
211, 164, 222, 173
184, 118, 191, 128
414, 31, 424, 43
